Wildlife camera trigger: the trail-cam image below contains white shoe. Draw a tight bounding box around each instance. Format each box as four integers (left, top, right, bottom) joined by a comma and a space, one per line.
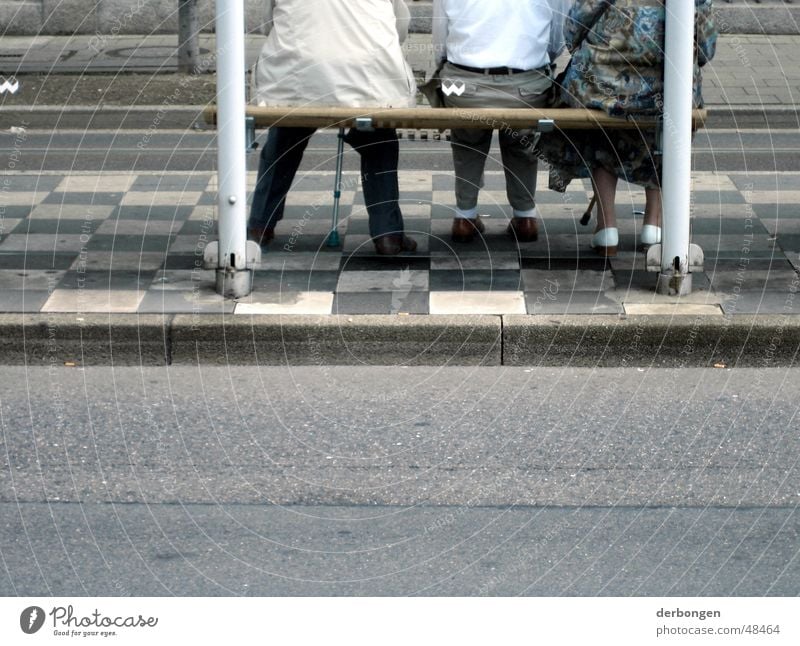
641, 224, 662, 246
590, 227, 618, 257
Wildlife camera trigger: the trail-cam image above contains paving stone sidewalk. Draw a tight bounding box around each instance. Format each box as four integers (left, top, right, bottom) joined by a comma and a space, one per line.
1, 169, 799, 317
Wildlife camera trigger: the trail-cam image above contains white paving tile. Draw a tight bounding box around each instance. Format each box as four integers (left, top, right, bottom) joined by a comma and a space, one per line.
0, 192, 47, 205
623, 303, 723, 316
429, 290, 525, 314
120, 192, 203, 206
42, 290, 145, 313
95, 219, 182, 235
27, 204, 115, 220
235, 291, 334, 315
56, 175, 135, 193
745, 190, 800, 204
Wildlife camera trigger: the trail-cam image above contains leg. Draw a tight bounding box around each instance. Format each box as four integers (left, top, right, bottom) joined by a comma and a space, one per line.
449, 127, 492, 241
345, 128, 415, 254
499, 127, 540, 241
498, 127, 538, 215
450, 127, 493, 217
591, 166, 619, 231
640, 187, 663, 245
590, 166, 619, 256
644, 188, 662, 227
345, 127, 404, 239
249, 126, 315, 234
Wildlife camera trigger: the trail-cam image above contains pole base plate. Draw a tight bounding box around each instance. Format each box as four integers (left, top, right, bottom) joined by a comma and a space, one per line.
656, 271, 693, 296
216, 268, 253, 299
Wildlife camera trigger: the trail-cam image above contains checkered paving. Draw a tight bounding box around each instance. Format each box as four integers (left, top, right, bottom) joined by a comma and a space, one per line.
1, 170, 799, 316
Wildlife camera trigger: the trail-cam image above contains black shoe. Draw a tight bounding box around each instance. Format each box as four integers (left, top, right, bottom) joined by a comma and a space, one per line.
248, 226, 275, 246
374, 234, 418, 255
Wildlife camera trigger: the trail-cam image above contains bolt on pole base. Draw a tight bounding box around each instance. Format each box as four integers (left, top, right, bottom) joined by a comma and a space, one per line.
656, 271, 693, 296
216, 268, 254, 299
648, 243, 704, 296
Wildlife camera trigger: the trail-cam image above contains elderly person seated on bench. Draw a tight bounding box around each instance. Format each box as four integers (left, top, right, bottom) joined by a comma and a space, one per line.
541, 0, 717, 257
248, 0, 417, 256
430, 0, 570, 244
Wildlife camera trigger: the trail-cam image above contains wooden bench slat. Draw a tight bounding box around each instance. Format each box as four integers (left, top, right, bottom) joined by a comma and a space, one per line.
203, 106, 707, 130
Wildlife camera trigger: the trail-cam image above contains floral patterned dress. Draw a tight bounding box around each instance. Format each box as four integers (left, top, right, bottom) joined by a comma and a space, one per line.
541, 0, 717, 191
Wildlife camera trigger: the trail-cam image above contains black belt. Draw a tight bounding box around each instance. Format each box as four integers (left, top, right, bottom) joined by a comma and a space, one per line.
449, 62, 528, 75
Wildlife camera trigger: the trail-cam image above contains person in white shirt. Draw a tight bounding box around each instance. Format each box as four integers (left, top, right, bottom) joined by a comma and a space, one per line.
431, 0, 569, 243
249, 0, 418, 256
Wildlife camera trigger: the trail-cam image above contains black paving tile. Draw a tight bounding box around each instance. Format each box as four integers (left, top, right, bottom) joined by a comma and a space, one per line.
43, 192, 124, 205
0, 252, 77, 270
251, 270, 340, 292
429, 269, 522, 291
57, 270, 156, 290
11, 218, 103, 235
0, 290, 51, 312
332, 292, 429, 315
86, 235, 175, 252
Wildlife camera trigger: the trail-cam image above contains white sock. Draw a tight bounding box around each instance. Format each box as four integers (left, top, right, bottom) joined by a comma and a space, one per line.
454, 206, 478, 219
512, 206, 539, 219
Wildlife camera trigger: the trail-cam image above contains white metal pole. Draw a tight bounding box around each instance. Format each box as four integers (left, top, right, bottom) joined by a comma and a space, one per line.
658, 0, 695, 295
214, 0, 250, 296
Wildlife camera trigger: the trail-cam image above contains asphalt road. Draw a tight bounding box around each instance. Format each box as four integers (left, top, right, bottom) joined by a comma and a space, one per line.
1, 365, 798, 596
2, 129, 800, 173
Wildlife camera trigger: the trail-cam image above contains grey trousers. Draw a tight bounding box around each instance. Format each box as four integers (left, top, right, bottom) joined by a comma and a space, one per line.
441, 62, 552, 216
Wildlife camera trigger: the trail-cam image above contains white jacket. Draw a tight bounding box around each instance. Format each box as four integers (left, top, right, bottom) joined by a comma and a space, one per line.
254, 0, 416, 108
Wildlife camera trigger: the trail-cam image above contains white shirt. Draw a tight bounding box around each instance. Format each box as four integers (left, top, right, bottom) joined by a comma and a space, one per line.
432, 0, 570, 70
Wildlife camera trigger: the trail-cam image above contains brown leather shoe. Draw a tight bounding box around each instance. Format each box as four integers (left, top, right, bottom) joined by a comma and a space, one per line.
374, 234, 417, 255
248, 226, 275, 246
507, 217, 538, 242
451, 217, 485, 243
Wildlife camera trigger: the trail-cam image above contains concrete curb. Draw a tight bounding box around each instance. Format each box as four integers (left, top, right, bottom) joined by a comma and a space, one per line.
4, 104, 796, 131
2, 313, 799, 367
170, 314, 502, 366
504, 315, 800, 368
0, 313, 170, 366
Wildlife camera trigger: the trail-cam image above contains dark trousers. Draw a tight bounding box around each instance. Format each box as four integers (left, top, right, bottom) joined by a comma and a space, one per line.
249, 126, 405, 239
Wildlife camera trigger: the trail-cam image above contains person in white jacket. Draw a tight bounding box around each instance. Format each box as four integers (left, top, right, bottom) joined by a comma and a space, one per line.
249, 0, 417, 255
